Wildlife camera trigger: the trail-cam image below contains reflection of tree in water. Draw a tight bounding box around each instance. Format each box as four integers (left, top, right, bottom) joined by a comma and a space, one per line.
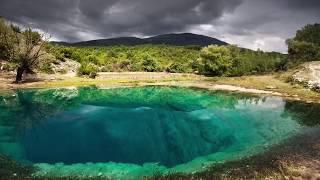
0, 89, 80, 136
283, 100, 320, 126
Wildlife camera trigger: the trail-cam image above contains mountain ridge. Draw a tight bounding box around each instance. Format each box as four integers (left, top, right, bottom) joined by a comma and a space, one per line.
52, 33, 228, 47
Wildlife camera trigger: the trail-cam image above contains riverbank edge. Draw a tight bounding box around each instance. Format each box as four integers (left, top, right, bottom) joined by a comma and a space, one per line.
1, 72, 319, 104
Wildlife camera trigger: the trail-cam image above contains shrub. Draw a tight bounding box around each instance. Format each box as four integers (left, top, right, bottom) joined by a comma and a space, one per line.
166, 63, 186, 73
39, 63, 54, 74
141, 56, 159, 72
286, 24, 320, 66
85, 55, 99, 65
287, 40, 320, 63
294, 24, 320, 46
198, 45, 234, 76
118, 59, 131, 71
77, 63, 98, 78
197, 45, 285, 76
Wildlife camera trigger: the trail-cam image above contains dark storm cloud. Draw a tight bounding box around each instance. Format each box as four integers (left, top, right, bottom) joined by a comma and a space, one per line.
0, 0, 319, 52
0, 0, 242, 41
283, 0, 320, 11
78, 0, 117, 19
197, 0, 320, 52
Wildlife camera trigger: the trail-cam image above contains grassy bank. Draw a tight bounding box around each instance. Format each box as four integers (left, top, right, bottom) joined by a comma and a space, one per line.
1, 72, 319, 103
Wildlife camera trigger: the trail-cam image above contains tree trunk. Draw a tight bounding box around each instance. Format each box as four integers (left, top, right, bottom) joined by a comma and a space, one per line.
15, 67, 24, 83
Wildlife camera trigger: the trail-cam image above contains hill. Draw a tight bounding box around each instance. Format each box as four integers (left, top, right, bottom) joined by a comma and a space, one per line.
52, 33, 228, 47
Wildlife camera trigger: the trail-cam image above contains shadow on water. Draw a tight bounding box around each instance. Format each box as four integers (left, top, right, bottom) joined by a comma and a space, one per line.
0, 86, 319, 178
283, 100, 320, 126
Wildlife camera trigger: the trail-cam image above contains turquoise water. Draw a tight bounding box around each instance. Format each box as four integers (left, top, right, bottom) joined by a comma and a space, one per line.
0, 86, 319, 178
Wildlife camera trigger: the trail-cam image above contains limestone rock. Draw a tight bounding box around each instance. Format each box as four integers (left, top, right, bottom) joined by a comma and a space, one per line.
291, 61, 320, 92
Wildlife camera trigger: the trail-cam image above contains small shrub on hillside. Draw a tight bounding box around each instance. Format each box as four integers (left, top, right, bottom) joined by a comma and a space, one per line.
85, 55, 99, 65
166, 63, 187, 73
141, 56, 160, 72
100, 64, 113, 72
39, 63, 54, 74
197, 45, 234, 76
77, 63, 98, 78
118, 59, 131, 71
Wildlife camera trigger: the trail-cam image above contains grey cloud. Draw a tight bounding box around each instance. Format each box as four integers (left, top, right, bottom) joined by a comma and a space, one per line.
0, 0, 319, 52
213, 0, 320, 33
0, 0, 242, 41
79, 0, 117, 19
282, 0, 320, 11
205, 0, 320, 52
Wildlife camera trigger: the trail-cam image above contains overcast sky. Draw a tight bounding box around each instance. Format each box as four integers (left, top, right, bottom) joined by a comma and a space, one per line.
1, 0, 319, 52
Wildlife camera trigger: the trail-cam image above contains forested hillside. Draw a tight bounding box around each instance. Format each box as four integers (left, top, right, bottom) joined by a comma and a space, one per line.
46, 44, 286, 78
53, 33, 228, 47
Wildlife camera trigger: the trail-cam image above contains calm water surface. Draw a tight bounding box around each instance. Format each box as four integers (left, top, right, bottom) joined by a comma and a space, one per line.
0, 86, 319, 177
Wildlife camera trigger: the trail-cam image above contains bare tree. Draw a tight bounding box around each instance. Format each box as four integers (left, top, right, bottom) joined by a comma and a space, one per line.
0, 18, 49, 82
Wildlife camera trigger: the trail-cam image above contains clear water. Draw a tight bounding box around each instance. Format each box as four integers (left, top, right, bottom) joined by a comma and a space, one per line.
0, 86, 319, 178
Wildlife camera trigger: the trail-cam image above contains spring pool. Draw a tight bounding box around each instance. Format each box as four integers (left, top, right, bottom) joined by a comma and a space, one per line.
0, 86, 319, 178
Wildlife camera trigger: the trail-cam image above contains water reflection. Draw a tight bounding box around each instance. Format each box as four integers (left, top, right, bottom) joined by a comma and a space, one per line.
0, 86, 266, 136
283, 101, 320, 126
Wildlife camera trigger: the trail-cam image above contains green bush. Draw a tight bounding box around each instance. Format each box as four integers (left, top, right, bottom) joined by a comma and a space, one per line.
286, 23, 320, 66
287, 40, 320, 63
196, 45, 284, 76
294, 24, 320, 46
77, 63, 98, 78
141, 56, 160, 72
85, 55, 99, 65
197, 45, 234, 76
39, 63, 54, 74
166, 62, 189, 73
0, 46, 8, 59
118, 59, 131, 71
60, 48, 73, 59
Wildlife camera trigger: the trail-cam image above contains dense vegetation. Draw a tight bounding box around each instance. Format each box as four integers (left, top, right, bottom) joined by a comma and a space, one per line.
197, 45, 285, 76
46, 44, 285, 77
287, 24, 320, 66
46, 45, 201, 76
